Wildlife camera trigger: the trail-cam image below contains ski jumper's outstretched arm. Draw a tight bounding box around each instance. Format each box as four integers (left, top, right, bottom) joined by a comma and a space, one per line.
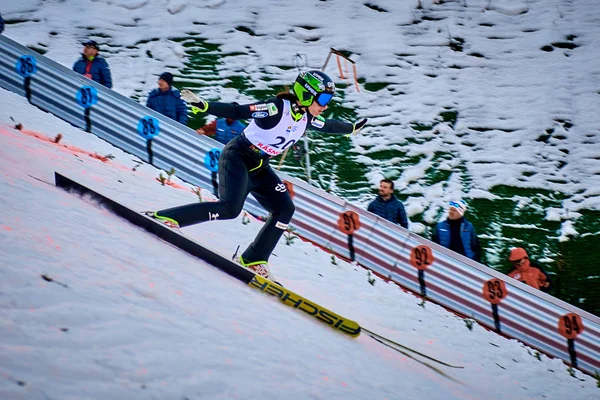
186, 94, 367, 137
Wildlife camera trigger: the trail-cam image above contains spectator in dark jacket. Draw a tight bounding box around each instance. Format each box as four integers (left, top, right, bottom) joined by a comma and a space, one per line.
367, 179, 409, 228
146, 72, 188, 125
72, 40, 112, 88
0, 13, 5, 34
432, 200, 481, 262
197, 118, 246, 145
507, 247, 551, 292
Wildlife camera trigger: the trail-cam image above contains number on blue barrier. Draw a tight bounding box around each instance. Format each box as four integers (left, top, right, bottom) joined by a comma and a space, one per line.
76, 85, 98, 109
204, 148, 221, 172
15, 55, 37, 78
137, 116, 160, 140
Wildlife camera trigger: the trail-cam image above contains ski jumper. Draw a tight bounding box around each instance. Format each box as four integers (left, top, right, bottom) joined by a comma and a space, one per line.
155, 96, 354, 264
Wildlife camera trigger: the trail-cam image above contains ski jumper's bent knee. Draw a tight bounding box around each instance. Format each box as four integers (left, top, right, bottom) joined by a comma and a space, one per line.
218, 199, 245, 219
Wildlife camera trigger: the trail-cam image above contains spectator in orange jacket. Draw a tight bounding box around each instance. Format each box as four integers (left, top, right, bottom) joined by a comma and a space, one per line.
507, 248, 551, 291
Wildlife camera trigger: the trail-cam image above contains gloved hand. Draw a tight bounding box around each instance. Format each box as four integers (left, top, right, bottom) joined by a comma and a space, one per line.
181, 89, 208, 112
180, 89, 201, 103
352, 118, 368, 135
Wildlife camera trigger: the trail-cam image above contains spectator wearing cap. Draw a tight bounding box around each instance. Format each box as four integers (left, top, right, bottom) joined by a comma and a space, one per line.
72, 40, 112, 88
145, 72, 188, 125
507, 248, 551, 291
367, 179, 409, 229
432, 200, 481, 262
196, 118, 246, 145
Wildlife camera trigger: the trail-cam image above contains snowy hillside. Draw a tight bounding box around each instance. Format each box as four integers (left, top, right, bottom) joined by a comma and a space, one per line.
1, 87, 598, 399
1, 0, 600, 396
3, 0, 599, 208
3, 1, 599, 300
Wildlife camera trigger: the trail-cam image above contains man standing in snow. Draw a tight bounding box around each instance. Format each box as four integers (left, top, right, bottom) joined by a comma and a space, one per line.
72, 40, 112, 88
367, 179, 409, 229
146, 72, 188, 125
432, 200, 481, 262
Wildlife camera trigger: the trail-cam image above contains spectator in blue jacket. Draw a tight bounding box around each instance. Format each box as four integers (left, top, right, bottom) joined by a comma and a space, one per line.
432, 200, 481, 262
72, 40, 112, 88
196, 118, 246, 145
146, 72, 188, 125
367, 179, 409, 229
0, 13, 5, 34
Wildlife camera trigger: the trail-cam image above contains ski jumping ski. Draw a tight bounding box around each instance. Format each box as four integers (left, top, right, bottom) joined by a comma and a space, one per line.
54, 172, 361, 338
54, 172, 464, 377
362, 328, 465, 369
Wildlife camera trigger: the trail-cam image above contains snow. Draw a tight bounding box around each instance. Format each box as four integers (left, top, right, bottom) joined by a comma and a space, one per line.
0, 86, 598, 399
1, 0, 600, 397
558, 220, 578, 242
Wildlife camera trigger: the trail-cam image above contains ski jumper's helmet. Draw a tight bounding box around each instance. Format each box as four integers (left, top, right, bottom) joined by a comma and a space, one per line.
293, 70, 336, 107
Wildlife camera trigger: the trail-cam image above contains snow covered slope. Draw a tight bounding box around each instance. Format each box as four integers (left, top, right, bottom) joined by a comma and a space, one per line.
1, 86, 598, 398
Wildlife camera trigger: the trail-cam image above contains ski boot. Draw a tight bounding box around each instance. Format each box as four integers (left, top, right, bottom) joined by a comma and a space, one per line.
142, 211, 180, 229
235, 256, 274, 281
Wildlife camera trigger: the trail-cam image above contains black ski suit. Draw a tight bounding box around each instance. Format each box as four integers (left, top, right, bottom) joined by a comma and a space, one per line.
156, 96, 355, 263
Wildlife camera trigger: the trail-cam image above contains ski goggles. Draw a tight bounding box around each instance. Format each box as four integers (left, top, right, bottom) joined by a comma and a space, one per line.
302, 71, 334, 106
315, 91, 333, 106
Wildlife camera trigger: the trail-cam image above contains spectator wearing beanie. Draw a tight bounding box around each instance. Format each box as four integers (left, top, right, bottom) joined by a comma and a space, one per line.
73, 40, 112, 88
507, 248, 551, 291
432, 200, 481, 262
146, 72, 188, 125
